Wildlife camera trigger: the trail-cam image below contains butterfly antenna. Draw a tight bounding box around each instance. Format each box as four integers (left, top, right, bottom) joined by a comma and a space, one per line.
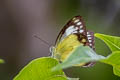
33, 34, 51, 47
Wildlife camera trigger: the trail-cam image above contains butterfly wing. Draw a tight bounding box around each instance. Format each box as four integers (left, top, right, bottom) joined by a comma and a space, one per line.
53, 15, 95, 67
87, 30, 95, 50
83, 30, 96, 67
55, 16, 88, 46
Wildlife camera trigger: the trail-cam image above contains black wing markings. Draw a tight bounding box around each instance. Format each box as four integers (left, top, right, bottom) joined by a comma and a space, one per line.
87, 30, 95, 50
55, 16, 88, 45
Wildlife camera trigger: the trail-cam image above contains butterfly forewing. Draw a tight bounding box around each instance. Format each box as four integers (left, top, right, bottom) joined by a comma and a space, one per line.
55, 16, 88, 46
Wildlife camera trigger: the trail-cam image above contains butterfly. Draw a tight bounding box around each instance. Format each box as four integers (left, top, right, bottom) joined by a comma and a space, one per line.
51, 16, 95, 67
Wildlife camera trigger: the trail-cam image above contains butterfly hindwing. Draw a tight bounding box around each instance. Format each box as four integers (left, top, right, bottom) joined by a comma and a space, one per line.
87, 30, 95, 50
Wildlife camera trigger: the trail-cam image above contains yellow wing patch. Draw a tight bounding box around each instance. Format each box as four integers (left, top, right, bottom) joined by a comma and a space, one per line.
54, 34, 81, 62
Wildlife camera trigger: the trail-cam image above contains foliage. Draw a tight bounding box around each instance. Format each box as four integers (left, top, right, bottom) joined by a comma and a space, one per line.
0, 59, 4, 64
14, 57, 67, 80
95, 33, 120, 77
95, 33, 120, 51
13, 33, 120, 80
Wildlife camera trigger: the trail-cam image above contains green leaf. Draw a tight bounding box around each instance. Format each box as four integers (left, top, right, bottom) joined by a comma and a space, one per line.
0, 59, 4, 64
49, 76, 67, 80
113, 67, 120, 77
100, 51, 120, 77
53, 45, 105, 71
95, 33, 120, 77
14, 57, 67, 80
95, 33, 120, 52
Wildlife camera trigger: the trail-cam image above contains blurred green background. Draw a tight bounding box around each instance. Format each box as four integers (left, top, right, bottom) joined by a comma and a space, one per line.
0, 0, 120, 80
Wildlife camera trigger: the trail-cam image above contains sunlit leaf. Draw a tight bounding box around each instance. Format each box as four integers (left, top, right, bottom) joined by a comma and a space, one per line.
95, 33, 120, 77
49, 76, 67, 80
100, 51, 120, 77
95, 33, 120, 52
113, 67, 120, 77
14, 57, 67, 80
53, 45, 105, 71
